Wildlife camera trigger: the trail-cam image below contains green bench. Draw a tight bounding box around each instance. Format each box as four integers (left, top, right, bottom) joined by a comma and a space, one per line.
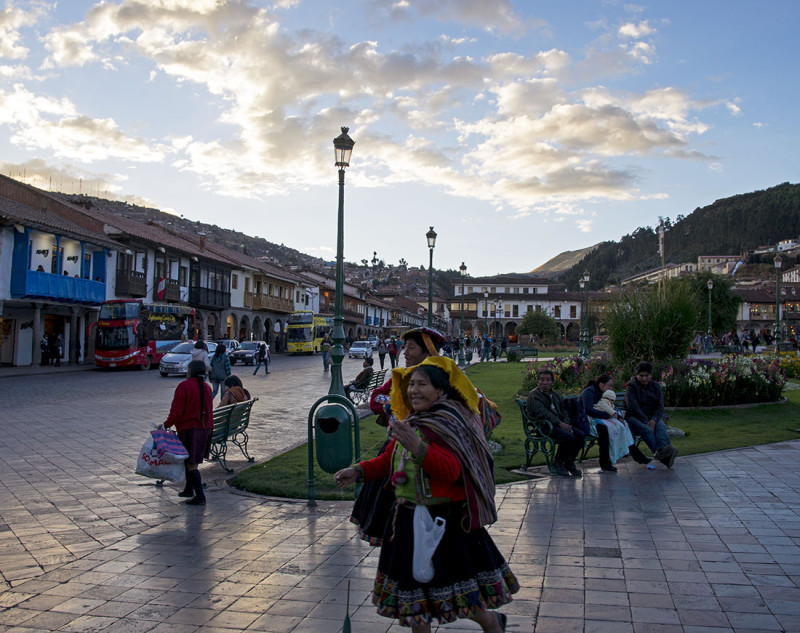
507, 345, 538, 360
348, 369, 387, 405
209, 398, 258, 473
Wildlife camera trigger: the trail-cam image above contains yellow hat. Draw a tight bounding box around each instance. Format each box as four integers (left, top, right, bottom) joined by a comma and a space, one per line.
389, 356, 479, 420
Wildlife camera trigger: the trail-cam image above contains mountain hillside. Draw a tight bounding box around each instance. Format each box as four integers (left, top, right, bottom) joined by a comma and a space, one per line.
530, 245, 599, 277
559, 182, 800, 289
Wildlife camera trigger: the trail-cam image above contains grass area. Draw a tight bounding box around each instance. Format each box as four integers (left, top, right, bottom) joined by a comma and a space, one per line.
231, 363, 800, 500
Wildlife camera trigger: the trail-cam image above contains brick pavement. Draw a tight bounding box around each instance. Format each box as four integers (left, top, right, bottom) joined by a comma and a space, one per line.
1, 363, 800, 632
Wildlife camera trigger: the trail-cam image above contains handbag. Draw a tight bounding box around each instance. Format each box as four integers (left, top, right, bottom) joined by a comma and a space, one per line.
412, 504, 446, 583
150, 429, 189, 463
135, 436, 185, 482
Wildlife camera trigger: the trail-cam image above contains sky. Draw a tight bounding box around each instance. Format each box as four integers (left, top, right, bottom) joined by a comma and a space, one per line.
1, 1, 798, 277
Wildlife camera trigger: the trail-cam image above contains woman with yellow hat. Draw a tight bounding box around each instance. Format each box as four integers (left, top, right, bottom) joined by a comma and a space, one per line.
335, 357, 517, 632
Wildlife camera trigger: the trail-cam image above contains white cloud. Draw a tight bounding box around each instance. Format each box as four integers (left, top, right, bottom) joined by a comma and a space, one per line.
0, 2, 45, 60
618, 20, 655, 38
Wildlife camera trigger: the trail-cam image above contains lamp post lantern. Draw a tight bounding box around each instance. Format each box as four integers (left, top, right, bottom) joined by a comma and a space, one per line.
707, 278, 714, 336
458, 262, 467, 366
329, 127, 354, 396
775, 255, 783, 343
426, 226, 437, 328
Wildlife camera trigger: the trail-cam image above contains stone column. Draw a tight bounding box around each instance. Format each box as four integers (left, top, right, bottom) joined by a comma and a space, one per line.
32, 302, 42, 366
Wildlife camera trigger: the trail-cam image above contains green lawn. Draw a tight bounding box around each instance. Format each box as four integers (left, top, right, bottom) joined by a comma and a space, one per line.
231, 362, 800, 499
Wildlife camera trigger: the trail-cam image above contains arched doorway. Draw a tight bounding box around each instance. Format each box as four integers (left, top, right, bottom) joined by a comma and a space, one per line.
206, 313, 218, 340
238, 315, 250, 342
194, 312, 205, 341
225, 313, 237, 339
252, 316, 263, 341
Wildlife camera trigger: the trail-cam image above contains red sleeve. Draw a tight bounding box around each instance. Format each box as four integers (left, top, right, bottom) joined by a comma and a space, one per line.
164, 381, 189, 430
359, 439, 396, 480
417, 437, 462, 484
369, 378, 392, 415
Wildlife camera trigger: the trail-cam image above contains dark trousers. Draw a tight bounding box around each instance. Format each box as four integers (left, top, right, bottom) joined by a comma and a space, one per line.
551, 426, 586, 465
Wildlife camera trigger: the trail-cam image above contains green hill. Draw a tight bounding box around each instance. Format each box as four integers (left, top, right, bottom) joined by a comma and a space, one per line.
559, 182, 800, 289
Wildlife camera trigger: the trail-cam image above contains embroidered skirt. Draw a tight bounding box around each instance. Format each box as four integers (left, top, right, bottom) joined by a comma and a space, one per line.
372, 501, 519, 627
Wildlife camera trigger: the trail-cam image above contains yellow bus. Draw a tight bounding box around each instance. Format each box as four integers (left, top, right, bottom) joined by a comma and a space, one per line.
286, 311, 332, 354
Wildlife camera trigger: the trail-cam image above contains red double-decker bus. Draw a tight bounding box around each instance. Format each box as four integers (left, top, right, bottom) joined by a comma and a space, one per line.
94, 300, 196, 370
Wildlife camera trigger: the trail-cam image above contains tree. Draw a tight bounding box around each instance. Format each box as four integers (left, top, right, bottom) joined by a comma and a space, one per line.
679, 272, 742, 335
516, 310, 560, 342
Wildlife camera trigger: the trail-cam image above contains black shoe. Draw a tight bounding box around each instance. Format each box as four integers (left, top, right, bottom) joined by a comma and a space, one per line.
178, 488, 193, 498
629, 445, 652, 465
553, 464, 570, 476
567, 463, 582, 477
661, 446, 678, 469
600, 465, 618, 473
185, 497, 206, 505
497, 612, 507, 632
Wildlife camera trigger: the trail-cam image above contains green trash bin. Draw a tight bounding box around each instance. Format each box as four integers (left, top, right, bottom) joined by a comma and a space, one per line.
314, 403, 354, 474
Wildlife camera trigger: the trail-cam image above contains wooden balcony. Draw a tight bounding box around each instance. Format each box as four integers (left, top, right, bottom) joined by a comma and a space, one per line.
115, 270, 146, 297
245, 292, 293, 313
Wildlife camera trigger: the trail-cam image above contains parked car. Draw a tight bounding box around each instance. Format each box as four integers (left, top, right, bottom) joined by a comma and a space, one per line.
159, 341, 218, 376
215, 339, 240, 354
348, 340, 373, 358
229, 340, 265, 366
367, 335, 378, 347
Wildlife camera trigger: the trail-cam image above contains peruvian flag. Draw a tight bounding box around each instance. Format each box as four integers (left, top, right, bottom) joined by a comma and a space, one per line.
156, 276, 166, 300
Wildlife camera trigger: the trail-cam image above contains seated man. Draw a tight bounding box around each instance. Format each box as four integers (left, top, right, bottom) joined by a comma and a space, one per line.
526, 369, 586, 477
625, 361, 678, 468
345, 357, 375, 401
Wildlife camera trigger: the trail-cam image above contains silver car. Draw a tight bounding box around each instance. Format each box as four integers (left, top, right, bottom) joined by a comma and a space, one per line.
159, 341, 217, 376
348, 341, 373, 358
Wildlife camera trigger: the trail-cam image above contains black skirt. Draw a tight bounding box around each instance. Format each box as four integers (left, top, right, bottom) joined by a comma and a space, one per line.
178, 428, 212, 464
372, 501, 519, 627
350, 439, 395, 545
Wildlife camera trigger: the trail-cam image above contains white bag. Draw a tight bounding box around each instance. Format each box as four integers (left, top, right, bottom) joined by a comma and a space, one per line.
135, 436, 185, 482
412, 504, 446, 583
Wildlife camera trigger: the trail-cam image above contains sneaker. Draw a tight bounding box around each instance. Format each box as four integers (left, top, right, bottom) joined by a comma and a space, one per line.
567, 463, 583, 477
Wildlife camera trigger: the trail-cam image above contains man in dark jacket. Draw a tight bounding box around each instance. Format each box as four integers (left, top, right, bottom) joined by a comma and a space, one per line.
345, 357, 374, 401
625, 361, 678, 468
526, 369, 585, 477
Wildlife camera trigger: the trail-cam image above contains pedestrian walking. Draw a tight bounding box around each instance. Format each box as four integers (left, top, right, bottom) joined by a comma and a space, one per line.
209, 344, 231, 401
377, 339, 387, 369
253, 341, 270, 375
387, 337, 398, 368
321, 333, 333, 372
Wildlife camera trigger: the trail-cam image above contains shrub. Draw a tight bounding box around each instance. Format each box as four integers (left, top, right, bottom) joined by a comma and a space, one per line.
605, 283, 699, 377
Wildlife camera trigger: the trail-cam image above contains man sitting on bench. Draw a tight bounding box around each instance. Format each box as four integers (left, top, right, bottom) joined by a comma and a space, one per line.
526, 369, 586, 477
345, 357, 375, 401
625, 361, 678, 468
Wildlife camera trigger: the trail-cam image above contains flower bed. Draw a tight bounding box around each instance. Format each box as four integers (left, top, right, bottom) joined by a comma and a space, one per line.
520, 353, 785, 407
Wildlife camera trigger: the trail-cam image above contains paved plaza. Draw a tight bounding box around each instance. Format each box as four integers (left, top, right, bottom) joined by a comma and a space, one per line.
1, 360, 800, 632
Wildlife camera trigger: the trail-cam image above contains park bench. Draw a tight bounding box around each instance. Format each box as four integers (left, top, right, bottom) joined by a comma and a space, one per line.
776, 342, 796, 353
348, 369, 387, 405
517, 392, 643, 473
506, 345, 538, 360
209, 398, 258, 473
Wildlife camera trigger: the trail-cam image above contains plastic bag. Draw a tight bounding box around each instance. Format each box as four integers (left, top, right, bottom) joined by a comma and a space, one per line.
135, 436, 185, 482
412, 504, 446, 583
150, 429, 189, 464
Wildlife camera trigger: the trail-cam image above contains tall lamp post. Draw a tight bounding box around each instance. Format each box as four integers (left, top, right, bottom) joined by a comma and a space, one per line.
426, 226, 437, 328
775, 255, 782, 343
495, 300, 502, 341
707, 279, 714, 337
579, 270, 590, 357
483, 291, 489, 337
458, 262, 467, 366
329, 127, 354, 396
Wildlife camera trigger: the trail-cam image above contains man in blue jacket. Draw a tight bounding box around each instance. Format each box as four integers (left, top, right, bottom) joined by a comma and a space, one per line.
625, 361, 678, 468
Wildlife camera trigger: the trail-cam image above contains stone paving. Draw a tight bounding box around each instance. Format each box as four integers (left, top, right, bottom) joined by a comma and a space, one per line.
1, 361, 800, 632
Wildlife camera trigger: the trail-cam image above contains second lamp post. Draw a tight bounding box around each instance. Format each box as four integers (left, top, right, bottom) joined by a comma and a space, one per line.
426, 227, 437, 328
458, 262, 467, 366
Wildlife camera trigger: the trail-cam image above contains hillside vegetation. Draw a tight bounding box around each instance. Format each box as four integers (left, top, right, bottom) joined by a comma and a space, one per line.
560, 182, 800, 289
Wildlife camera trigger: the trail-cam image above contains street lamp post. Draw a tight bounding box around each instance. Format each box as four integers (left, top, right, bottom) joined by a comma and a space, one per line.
495, 300, 502, 341
458, 262, 467, 366
426, 227, 437, 328
579, 271, 590, 357
483, 291, 489, 337
775, 255, 783, 343
707, 279, 714, 336
329, 127, 354, 396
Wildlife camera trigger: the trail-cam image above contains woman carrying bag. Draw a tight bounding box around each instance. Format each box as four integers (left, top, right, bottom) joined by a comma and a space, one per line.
335, 356, 518, 632
209, 344, 231, 402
